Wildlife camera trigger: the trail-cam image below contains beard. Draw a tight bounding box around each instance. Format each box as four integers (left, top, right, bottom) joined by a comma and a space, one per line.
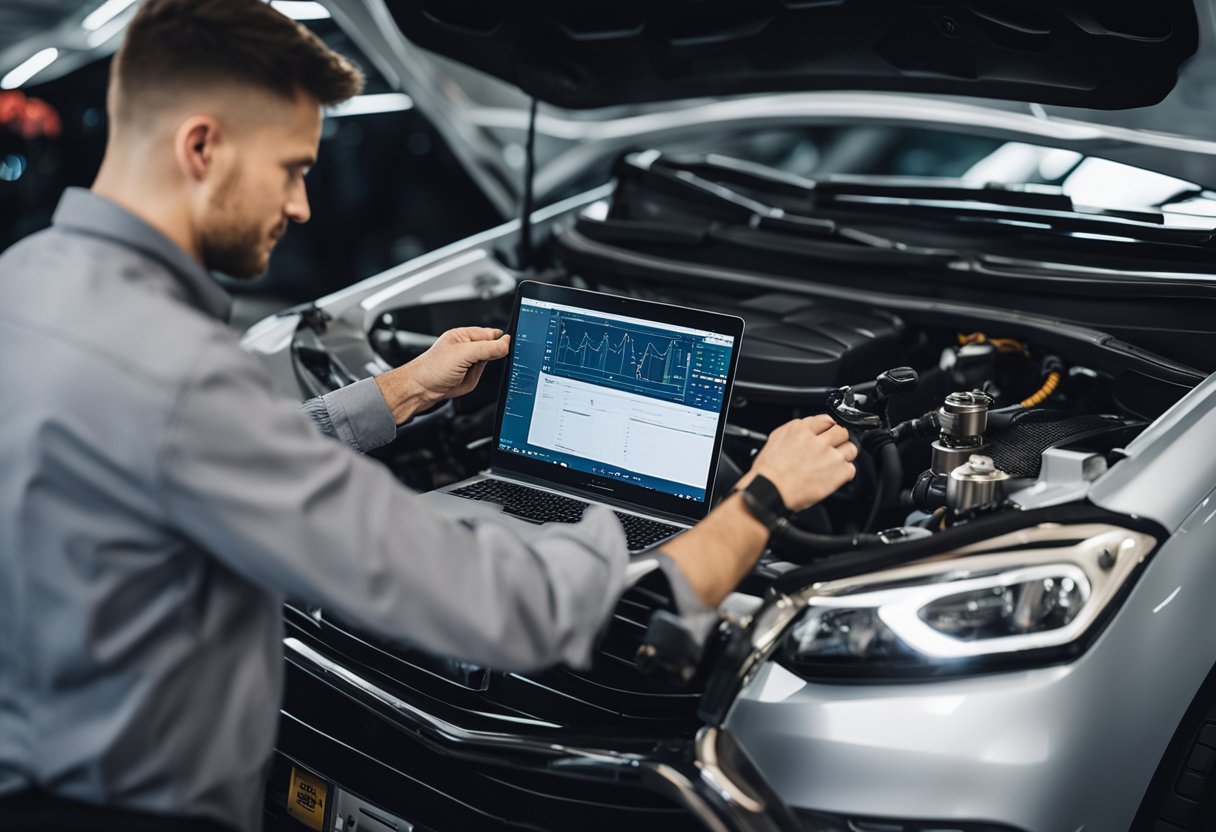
199, 166, 279, 280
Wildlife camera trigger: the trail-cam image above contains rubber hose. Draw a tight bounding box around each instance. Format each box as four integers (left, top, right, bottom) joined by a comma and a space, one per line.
889, 411, 938, 444
769, 522, 886, 562
863, 440, 902, 533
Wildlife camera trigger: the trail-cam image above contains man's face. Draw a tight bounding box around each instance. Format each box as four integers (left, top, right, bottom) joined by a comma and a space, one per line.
198, 91, 322, 280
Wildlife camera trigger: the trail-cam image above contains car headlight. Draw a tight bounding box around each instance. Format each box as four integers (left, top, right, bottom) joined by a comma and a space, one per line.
778, 522, 1156, 678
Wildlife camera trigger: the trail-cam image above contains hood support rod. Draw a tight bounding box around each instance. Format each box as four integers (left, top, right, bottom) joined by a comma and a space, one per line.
518, 96, 539, 270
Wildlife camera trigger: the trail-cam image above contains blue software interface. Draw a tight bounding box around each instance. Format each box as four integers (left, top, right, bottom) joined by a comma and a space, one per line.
497, 297, 735, 503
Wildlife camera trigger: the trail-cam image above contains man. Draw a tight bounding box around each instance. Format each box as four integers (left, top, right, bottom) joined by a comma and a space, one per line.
0, 2, 857, 830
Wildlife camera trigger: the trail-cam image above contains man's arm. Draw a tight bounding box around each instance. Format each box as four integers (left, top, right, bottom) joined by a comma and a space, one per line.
299, 327, 510, 453
161, 332, 619, 671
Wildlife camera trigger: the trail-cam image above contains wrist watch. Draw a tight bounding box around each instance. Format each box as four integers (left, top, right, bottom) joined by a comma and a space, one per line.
729, 474, 791, 538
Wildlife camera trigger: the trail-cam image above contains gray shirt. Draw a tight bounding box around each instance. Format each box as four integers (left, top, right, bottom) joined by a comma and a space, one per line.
0, 189, 644, 830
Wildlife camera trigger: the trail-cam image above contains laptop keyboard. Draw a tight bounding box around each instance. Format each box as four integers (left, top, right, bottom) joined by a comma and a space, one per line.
449, 479, 682, 551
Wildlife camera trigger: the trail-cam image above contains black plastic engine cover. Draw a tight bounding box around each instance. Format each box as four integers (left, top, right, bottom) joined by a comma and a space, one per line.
714, 293, 905, 401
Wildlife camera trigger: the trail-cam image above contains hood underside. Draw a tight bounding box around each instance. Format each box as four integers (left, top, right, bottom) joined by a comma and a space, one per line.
385, 0, 1198, 110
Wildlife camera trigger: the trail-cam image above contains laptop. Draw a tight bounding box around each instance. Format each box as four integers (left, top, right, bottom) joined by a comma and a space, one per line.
422, 281, 745, 553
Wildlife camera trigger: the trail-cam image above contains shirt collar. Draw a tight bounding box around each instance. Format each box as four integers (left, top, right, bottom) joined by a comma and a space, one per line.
52, 187, 234, 323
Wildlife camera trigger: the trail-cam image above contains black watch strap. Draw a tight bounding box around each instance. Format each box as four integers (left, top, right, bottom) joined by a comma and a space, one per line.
730, 474, 790, 535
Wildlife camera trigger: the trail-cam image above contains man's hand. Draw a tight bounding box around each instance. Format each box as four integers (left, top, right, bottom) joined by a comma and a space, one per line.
659, 414, 856, 609
374, 327, 510, 425
735, 414, 857, 511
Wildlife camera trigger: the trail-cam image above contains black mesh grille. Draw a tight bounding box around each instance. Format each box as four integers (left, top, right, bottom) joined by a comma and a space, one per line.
986, 412, 1124, 478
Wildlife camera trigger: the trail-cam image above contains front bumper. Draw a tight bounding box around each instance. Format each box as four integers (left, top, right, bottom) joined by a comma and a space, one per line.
272, 636, 801, 832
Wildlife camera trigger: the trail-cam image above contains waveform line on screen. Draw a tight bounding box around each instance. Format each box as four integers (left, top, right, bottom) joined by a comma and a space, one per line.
555, 322, 689, 389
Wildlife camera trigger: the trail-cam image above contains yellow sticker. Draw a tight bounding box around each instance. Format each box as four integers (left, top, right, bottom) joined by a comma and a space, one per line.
287, 765, 329, 832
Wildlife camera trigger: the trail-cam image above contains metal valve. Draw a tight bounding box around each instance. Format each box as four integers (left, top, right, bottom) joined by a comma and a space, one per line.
825, 385, 882, 430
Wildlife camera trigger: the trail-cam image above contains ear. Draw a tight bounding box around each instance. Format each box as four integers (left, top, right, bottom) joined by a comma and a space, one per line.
173, 115, 223, 183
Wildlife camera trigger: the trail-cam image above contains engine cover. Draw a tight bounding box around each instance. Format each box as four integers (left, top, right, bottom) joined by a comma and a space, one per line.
715, 293, 904, 401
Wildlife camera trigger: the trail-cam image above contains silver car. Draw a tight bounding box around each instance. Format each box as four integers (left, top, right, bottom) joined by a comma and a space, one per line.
243, 1, 1216, 830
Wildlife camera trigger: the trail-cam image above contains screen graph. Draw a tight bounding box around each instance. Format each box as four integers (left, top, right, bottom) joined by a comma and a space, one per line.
552, 314, 693, 398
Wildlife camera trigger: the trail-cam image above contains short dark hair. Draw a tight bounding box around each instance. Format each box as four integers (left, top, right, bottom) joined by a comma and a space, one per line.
111, 0, 364, 123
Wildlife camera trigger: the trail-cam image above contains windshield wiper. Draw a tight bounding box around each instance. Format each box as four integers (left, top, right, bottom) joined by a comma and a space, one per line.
631, 159, 958, 259
642, 154, 1216, 249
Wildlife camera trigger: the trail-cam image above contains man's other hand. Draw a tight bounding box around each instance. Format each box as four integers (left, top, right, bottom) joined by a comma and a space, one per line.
375, 327, 510, 424
659, 414, 856, 609
736, 414, 857, 512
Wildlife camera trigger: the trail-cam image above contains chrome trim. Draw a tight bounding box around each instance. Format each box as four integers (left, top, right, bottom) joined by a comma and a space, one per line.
286, 637, 569, 736
697, 728, 765, 814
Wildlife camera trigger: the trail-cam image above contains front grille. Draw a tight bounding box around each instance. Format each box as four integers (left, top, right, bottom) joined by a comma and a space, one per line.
272, 655, 706, 832
283, 580, 704, 737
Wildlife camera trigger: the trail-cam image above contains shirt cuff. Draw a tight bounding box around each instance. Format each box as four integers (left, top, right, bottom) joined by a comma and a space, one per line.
653, 552, 719, 643
318, 377, 397, 453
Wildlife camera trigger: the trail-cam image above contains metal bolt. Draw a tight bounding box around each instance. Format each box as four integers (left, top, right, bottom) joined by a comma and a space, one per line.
1098, 548, 1116, 571
941, 16, 960, 36
967, 455, 996, 475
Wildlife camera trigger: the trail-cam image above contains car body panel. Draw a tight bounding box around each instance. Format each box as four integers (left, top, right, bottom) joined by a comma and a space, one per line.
1089, 371, 1216, 532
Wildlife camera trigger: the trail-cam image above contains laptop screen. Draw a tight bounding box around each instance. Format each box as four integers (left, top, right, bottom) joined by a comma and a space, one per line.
492, 282, 743, 522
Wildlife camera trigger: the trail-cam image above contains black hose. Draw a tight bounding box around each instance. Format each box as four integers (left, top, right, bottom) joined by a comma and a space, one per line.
863, 439, 901, 533
769, 521, 886, 561
889, 410, 938, 444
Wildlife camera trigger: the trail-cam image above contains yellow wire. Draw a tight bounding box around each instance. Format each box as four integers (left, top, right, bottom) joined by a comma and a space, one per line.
1020, 371, 1061, 408
957, 332, 1028, 355
956, 332, 1057, 405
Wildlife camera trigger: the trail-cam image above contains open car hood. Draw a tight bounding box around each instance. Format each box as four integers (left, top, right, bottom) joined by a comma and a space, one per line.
381, 0, 1198, 111
328, 0, 1216, 217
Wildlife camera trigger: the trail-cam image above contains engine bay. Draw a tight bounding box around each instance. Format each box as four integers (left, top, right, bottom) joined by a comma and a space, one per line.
364, 275, 1167, 561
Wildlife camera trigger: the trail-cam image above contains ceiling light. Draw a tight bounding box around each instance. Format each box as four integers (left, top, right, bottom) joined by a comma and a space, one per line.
82, 0, 139, 31
325, 93, 414, 118
86, 16, 129, 48
270, 1, 331, 20
2, 49, 60, 91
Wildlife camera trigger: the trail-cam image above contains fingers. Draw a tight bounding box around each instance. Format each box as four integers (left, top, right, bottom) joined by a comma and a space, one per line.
823, 424, 851, 448
447, 326, 505, 342
457, 334, 510, 364
450, 362, 486, 397
839, 440, 859, 463
801, 414, 837, 433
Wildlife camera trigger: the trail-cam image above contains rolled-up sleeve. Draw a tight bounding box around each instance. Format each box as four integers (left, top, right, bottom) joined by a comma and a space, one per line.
299, 376, 396, 453
159, 335, 629, 671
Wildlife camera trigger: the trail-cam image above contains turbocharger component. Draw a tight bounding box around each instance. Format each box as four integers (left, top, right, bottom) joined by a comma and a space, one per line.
947, 454, 1010, 516
932, 390, 994, 475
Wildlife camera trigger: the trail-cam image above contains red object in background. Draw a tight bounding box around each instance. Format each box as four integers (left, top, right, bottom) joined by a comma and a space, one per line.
0, 91, 62, 140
